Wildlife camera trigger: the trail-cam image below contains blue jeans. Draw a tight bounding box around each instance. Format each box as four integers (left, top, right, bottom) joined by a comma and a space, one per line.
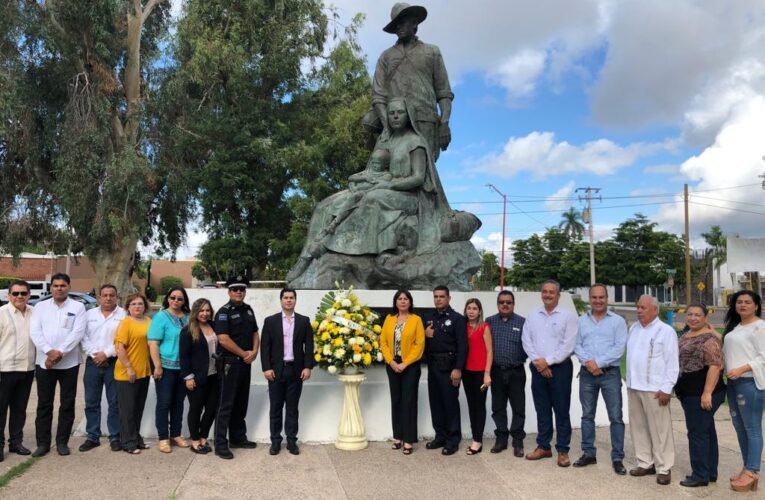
83, 358, 120, 443
579, 367, 624, 461
154, 368, 185, 440
680, 390, 724, 481
728, 377, 765, 473
530, 359, 572, 452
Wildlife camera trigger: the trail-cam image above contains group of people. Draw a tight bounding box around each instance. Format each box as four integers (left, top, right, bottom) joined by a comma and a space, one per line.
378, 282, 763, 493
0, 273, 314, 461
1, 274, 763, 493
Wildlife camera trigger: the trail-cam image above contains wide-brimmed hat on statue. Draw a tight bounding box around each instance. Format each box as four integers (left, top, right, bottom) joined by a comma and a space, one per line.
383, 3, 428, 33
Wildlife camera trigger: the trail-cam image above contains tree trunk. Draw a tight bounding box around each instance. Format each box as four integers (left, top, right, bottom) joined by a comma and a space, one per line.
91, 236, 139, 298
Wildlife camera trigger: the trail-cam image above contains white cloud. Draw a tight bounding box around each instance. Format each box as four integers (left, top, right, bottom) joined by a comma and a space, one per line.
472, 131, 664, 179
489, 49, 547, 102
471, 231, 512, 258
544, 181, 576, 211
655, 95, 765, 239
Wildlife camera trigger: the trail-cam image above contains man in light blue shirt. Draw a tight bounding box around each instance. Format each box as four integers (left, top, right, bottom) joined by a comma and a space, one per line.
521, 280, 578, 467
573, 284, 628, 475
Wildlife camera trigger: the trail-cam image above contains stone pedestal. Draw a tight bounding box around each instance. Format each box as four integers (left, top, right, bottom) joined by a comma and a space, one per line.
335, 373, 368, 450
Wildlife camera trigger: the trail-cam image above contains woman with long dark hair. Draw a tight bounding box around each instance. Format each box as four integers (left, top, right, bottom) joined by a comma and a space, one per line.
179, 298, 219, 454
723, 290, 765, 492
676, 303, 725, 487
462, 298, 493, 454
380, 289, 425, 455
148, 285, 190, 453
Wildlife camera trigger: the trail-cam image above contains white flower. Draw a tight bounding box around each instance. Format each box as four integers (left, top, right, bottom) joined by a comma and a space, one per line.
347, 337, 356, 345
339, 327, 351, 335
319, 319, 329, 330
376, 352, 384, 362
445, 319, 452, 326
328, 365, 337, 375
326, 308, 336, 316
335, 348, 346, 359
352, 305, 361, 312
336, 309, 348, 317
341, 298, 353, 308
353, 353, 362, 363
323, 345, 332, 355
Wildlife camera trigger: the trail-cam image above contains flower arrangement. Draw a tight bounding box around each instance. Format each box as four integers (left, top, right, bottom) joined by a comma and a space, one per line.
312, 284, 383, 374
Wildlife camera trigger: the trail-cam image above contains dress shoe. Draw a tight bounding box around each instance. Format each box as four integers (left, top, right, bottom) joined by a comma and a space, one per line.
572, 454, 597, 467
230, 440, 257, 449
190, 444, 207, 455
31, 446, 50, 457
56, 443, 70, 456
215, 448, 234, 459
287, 442, 300, 455
656, 471, 671, 485
269, 443, 281, 456
441, 447, 457, 456
79, 440, 100, 452
679, 477, 708, 487
425, 440, 445, 450
513, 447, 524, 458
490, 442, 507, 454
557, 452, 571, 467
686, 475, 716, 483
9, 444, 31, 456
110, 441, 122, 452
525, 447, 552, 460
612, 461, 627, 475
629, 465, 656, 477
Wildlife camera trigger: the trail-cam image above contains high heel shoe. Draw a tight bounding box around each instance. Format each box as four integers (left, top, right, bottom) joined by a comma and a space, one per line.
730, 468, 745, 481
466, 445, 483, 455
731, 470, 759, 492
391, 441, 402, 450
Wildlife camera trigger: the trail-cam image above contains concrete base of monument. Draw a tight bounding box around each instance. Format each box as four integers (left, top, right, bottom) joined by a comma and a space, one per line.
75, 289, 630, 442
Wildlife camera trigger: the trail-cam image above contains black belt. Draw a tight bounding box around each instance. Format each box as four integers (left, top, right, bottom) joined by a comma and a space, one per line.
496, 364, 524, 370
283, 361, 295, 367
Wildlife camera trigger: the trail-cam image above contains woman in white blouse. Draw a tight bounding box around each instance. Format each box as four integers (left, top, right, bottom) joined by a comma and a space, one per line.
723, 290, 765, 493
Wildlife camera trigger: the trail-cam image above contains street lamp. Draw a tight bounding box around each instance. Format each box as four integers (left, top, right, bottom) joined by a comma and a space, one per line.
486, 184, 507, 290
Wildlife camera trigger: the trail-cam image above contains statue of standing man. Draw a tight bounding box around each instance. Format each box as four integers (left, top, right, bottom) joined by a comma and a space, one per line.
367, 3, 453, 161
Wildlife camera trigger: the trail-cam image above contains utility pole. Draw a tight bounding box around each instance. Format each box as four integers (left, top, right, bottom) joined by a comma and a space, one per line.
576, 187, 601, 285
486, 184, 507, 290
684, 183, 692, 306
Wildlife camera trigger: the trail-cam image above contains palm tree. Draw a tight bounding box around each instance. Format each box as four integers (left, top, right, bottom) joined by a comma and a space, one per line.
558, 207, 585, 240
701, 225, 727, 306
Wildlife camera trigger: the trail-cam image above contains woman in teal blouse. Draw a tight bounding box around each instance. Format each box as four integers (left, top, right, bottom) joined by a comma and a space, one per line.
148, 286, 190, 453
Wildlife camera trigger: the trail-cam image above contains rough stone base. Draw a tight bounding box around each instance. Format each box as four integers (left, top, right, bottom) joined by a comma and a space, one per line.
289, 241, 481, 291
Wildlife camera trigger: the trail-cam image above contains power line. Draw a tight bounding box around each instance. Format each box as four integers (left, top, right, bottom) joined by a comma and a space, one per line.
689, 201, 765, 217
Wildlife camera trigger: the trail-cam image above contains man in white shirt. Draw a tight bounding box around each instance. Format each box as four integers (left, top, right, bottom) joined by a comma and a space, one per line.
0, 280, 36, 461
29, 273, 86, 457
521, 280, 578, 467
79, 284, 125, 452
626, 295, 679, 486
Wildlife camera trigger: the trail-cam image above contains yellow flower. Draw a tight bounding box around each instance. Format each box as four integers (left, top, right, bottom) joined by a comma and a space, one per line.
364, 343, 372, 352
321, 331, 330, 341
373, 341, 379, 349
373, 325, 382, 333
333, 302, 341, 309
343, 313, 352, 320
360, 321, 367, 327
352, 344, 362, 353
311, 320, 319, 329
363, 353, 372, 365
333, 338, 344, 347
314, 353, 322, 362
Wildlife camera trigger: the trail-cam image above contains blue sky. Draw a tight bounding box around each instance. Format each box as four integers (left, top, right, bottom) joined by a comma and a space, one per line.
178, 0, 765, 260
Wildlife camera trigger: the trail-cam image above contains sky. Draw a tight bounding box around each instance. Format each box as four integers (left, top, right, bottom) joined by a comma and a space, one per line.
177, 0, 765, 262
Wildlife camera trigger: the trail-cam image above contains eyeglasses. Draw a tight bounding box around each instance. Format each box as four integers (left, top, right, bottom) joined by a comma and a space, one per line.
230, 287, 246, 293
10, 291, 29, 297
168, 296, 184, 302
498, 300, 514, 305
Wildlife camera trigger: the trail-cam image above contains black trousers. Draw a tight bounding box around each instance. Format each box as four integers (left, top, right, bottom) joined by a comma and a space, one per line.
490, 365, 527, 448
268, 364, 303, 444
386, 361, 421, 444
0, 371, 34, 447
35, 365, 79, 447
186, 374, 219, 441
462, 370, 488, 442
215, 361, 251, 450
116, 377, 149, 451
427, 361, 461, 449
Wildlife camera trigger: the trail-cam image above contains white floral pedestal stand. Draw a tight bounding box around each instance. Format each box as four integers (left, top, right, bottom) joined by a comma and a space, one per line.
335, 368, 368, 450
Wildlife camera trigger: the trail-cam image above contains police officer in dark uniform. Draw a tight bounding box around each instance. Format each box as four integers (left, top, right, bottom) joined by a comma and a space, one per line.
213, 276, 259, 459
424, 285, 467, 455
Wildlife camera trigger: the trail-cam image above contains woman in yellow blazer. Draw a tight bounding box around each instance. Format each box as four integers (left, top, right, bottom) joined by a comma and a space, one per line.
381, 289, 425, 455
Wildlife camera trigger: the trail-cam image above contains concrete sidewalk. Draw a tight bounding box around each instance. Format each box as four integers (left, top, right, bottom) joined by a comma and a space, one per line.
0, 386, 761, 499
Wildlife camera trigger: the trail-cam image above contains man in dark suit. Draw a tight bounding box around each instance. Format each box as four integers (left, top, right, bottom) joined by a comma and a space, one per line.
261, 288, 314, 456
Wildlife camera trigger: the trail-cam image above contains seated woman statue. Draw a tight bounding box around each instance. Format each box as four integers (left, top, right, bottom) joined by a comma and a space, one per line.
287, 97, 456, 282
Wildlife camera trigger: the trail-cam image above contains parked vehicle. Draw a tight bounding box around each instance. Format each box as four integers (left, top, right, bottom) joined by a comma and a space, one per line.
0, 280, 50, 305
30, 291, 98, 310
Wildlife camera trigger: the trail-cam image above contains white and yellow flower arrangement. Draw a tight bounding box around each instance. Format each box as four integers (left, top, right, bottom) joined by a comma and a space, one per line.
312, 283, 383, 374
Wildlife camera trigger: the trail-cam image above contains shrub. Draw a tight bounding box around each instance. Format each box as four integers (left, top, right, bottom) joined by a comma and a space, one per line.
144, 284, 158, 302
0, 276, 22, 289
159, 276, 184, 295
